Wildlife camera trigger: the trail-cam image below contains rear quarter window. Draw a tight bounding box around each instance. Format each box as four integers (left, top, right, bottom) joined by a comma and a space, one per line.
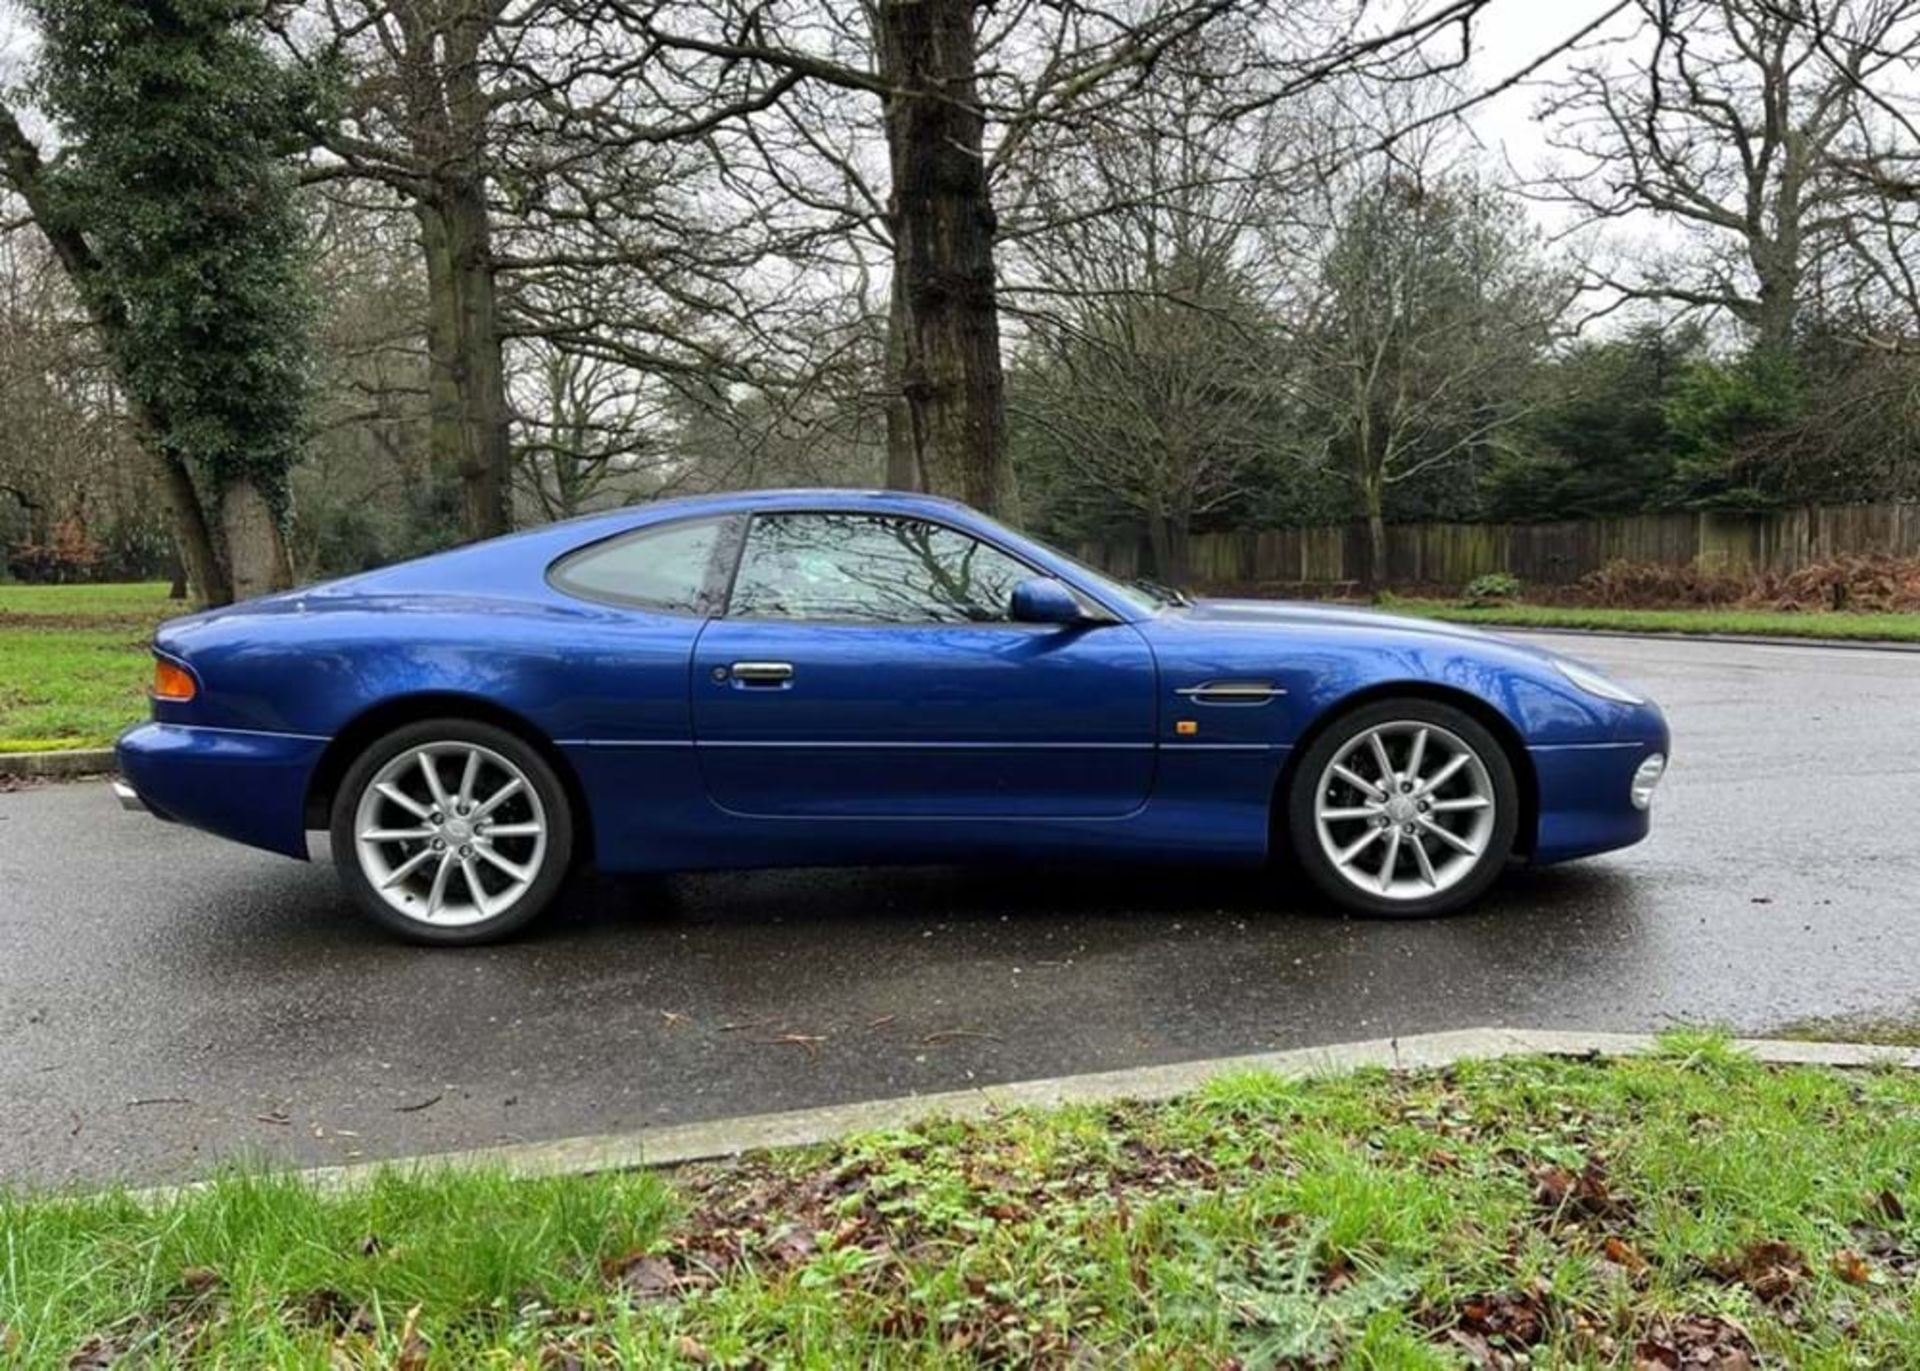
549, 516, 735, 614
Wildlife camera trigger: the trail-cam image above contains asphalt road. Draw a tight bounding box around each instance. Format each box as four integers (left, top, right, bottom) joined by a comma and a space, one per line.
3, 631, 1917, 1188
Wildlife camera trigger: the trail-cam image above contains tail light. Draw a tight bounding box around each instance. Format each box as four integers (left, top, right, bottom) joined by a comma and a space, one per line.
152, 658, 197, 703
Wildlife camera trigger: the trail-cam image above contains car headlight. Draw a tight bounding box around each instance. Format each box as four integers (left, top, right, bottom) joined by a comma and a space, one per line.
1631, 753, 1667, 810
1555, 658, 1645, 706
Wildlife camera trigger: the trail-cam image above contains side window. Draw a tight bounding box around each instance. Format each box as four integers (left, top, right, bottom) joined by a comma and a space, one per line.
551, 517, 731, 614
728, 513, 1033, 624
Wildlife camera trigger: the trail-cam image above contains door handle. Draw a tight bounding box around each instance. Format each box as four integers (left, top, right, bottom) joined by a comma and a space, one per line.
729, 661, 795, 685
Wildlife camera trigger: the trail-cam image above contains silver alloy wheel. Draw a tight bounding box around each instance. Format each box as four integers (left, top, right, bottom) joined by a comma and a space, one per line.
1313, 721, 1497, 902
352, 741, 548, 929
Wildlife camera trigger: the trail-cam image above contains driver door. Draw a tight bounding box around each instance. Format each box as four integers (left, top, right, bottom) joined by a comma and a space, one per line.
690, 510, 1158, 818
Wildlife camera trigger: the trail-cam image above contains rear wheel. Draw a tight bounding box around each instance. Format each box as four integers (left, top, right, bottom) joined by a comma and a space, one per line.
330, 719, 573, 945
1287, 699, 1518, 918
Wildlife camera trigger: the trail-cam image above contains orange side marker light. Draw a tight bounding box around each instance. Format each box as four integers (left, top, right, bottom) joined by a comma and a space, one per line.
153, 658, 196, 702
1175, 720, 1199, 736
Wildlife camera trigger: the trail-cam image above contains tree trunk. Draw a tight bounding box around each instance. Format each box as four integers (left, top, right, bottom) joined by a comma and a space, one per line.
877, 0, 1017, 520
1167, 516, 1191, 589
1146, 516, 1173, 587
219, 477, 293, 601
1365, 508, 1388, 592
420, 188, 512, 543
1148, 513, 1193, 587
883, 265, 921, 490
155, 452, 231, 606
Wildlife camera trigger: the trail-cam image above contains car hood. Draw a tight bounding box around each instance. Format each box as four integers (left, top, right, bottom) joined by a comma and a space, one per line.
1177, 597, 1552, 654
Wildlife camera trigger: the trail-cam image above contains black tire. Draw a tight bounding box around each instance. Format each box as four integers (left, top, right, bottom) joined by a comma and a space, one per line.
1285, 698, 1519, 918
330, 718, 574, 946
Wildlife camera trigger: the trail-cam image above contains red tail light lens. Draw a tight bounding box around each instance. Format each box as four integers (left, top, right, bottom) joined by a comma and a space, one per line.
152, 659, 197, 702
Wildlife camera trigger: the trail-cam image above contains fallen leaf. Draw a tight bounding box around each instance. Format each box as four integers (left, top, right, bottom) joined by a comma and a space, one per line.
179, 1266, 221, 1296
1831, 1248, 1871, 1285
68, 1338, 121, 1370
766, 1227, 818, 1268
674, 1334, 714, 1364
1454, 1287, 1549, 1347
1873, 1188, 1907, 1224
1605, 1235, 1649, 1272
1711, 1239, 1807, 1305
1532, 1158, 1627, 1222
296, 1288, 376, 1337
1631, 1312, 1755, 1370
605, 1253, 679, 1303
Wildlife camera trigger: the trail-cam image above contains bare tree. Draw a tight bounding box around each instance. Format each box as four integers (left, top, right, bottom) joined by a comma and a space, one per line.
279, 0, 813, 542
1008, 38, 1303, 582
637, 0, 1510, 519
1297, 162, 1571, 586
1538, 0, 1920, 355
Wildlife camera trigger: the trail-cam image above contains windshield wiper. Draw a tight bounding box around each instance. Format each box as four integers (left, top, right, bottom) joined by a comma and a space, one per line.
1131, 577, 1192, 609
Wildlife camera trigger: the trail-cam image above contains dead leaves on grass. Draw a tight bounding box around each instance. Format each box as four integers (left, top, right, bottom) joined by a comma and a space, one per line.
1630, 1313, 1758, 1370
1445, 1283, 1551, 1365
1531, 1157, 1631, 1226
1709, 1239, 1808, 1306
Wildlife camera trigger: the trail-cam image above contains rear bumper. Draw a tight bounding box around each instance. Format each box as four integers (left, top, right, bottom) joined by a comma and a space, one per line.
115, 723, 325, 859
111, 778, 169, 818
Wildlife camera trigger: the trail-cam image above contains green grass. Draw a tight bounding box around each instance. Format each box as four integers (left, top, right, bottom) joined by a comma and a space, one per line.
0, 582, 179, 752
7, 1037, 1919, 1367
1389, 598, 1920, 642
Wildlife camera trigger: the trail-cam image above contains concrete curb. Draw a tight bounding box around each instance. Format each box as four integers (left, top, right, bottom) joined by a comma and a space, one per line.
0, 748, 115, 779
143, 1027, 1920, 1201
1485, 624, 1920, 654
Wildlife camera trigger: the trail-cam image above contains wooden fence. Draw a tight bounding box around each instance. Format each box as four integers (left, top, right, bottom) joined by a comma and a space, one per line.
1076, 504, 1920, 588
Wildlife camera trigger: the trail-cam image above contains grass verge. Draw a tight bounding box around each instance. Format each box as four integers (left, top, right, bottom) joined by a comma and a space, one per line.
5, 1036, 1918, 1367
0, 582, 178, 752
1388, 598, 1920, 643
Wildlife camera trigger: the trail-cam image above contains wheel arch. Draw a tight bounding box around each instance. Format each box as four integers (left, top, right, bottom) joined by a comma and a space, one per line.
1272, 682, 1539, 859
304, 693, 595, 864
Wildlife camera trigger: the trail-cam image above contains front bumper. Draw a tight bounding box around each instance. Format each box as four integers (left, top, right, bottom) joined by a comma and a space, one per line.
115, 723, 325, 859
1526, 701, 1670, 865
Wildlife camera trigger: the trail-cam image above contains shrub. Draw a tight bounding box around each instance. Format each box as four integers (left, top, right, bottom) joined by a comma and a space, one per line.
1461, 572, 1523, 607
1570, 555, 1920, 612
1761, 555, 1920, 613
1571, 559, 1748, 608
4, 518, 103, 584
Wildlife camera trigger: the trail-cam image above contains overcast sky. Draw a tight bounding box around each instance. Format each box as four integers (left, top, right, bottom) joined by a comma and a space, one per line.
1464, 0, 1633, 174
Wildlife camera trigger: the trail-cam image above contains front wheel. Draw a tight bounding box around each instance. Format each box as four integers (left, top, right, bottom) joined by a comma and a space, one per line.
330, 719, 574, 945
1286, 699, 1519, 918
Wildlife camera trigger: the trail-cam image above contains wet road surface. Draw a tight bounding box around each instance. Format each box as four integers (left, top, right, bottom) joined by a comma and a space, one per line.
1, 631, 1915, 1187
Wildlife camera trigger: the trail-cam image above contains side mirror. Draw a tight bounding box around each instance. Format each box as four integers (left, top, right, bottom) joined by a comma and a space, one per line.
1010, 577, 1086, 626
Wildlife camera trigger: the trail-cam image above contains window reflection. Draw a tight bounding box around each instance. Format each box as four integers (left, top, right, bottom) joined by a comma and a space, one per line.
729, 513, 1031, 624
553, 517, 725, 613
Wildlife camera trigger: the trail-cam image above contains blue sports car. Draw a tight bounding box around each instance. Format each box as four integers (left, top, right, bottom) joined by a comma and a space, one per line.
115, 489, 1669, 944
